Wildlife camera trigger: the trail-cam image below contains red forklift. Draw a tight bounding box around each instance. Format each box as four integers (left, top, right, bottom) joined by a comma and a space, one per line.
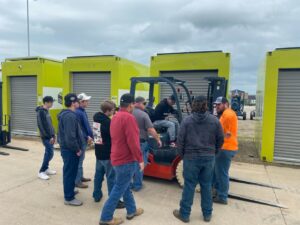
129, 76, 227, 182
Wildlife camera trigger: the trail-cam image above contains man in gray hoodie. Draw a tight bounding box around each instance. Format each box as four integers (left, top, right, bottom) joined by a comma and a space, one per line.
173, 96, 224, 223
36, 96, 56, 180
58, 93, 85, 206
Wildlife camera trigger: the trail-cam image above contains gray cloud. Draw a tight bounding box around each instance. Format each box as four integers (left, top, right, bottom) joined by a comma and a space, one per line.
1, 0, 300, 94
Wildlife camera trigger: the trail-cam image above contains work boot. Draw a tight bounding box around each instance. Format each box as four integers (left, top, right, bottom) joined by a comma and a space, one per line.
173, 209, 189, 223
116, 200, 125, 209
76, 182, 88, 188
99, 217, 124, 225
64, 199, 83, 206
81, 177, 91, 182
204, 215, 212, 222
213, 197, 228, 205
126, 208, 144, 220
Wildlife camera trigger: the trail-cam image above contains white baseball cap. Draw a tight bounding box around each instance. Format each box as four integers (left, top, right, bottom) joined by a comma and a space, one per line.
78, 93, 91, 101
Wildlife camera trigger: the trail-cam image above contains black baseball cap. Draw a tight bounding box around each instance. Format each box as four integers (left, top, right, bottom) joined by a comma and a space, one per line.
64, 93, 79, 106
120, 93, 135, 104
214, 96, 229, 104
43, 96, 54, 103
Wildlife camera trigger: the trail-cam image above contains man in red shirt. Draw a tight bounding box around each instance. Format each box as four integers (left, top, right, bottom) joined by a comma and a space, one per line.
100, 94, 144, 225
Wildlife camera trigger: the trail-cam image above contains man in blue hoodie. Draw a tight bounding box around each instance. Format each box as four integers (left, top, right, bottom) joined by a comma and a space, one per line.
173, 96, 224, 223
58, 93, 85, 206
75, 93, 93, 188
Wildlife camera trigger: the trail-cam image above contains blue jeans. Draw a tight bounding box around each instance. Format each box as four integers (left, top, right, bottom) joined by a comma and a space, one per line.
61, 149, 80, 201
39, 139, 54, 173
75, 143, 87, 185
93, 160, 115, 201
132, 142, 149, 190
100, 162, 137, 222
214, 150, 237, 201
179, 157, 215, 219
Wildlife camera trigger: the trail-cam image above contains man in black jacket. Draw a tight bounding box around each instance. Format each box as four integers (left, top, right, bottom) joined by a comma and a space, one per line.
92, 100, 125, 209
36, 96, 56, 180
58, 93, 85, 206
173, 96, 224, 223
153, 95, 179, 145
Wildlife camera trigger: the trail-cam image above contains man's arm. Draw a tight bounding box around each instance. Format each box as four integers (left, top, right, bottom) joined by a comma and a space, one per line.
63, 116, 81, 152
148, 128, 161, 147
38, 110, 52, 139
177, 120, 187, 157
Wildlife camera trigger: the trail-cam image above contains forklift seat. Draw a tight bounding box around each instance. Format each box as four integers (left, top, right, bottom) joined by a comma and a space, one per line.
150, 147, 179, 165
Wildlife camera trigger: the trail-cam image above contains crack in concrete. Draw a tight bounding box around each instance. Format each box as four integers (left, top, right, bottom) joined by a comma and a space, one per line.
264, 165, 288, 225
0, 178, 39, 195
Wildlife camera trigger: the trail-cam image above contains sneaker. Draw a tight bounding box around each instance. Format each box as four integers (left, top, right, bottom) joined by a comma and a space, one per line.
173, 209, 189, 223
45, 168, 57, 175
38, 172, 50, 180
99, 217, 124, 225
204, 215, 212, 222
213, 197, 228, 205
76, 182, 88, 188
94, 197, 102, 203
126, 208, 144, 220
81, 177, 91, 182
64, 198, 83, 206
116, 200, 125, 209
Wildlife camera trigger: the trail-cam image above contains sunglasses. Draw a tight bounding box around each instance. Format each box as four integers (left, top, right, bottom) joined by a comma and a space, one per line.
143, 102, 147, 106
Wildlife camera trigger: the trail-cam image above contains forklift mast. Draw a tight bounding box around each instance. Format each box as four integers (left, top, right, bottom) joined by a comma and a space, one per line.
206, 77, 228, 114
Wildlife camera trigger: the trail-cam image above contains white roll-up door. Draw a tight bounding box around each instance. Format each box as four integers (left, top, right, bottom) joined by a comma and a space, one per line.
160, 70, 218, 114
72, 72, 111, 125
274, 70, 300, 164
10, 76, 38, 135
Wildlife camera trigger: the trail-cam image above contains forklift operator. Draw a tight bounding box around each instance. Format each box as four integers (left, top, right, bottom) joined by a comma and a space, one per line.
153, 95, 179, 146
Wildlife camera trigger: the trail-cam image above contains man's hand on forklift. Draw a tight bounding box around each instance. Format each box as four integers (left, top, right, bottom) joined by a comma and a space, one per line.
157, 139, 162, 148
139, 162, 145, 171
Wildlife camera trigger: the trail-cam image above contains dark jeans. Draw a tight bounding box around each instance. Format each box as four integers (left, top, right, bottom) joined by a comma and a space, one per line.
132, 142, 149, 190
179, 157, 215, 219
100, 162, 137, 222
214, 150, 237, 201
93, 160, 115, 201
61, 149, 80, 201
39, 139, 54, 173
75, 143, 87, 185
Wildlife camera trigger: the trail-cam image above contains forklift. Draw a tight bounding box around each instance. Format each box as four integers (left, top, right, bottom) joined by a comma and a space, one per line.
0, 82, 29, 155
231, 89, 247, 120
130, 76, 226, 182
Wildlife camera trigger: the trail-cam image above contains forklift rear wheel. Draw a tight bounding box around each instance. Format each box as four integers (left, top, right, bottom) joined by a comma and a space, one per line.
243, 112, 247, 120
176, 160, 201, 192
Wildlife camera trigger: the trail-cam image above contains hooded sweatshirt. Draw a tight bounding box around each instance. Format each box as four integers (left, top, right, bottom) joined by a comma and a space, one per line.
93, 112, 112, 160
177, 111, 224, 159
36, 106, 55, 140
57, 109, 84, 152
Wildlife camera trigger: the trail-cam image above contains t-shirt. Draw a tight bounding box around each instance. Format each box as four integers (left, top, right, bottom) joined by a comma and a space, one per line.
219, 108, 238, 151
133, 108, 154, 140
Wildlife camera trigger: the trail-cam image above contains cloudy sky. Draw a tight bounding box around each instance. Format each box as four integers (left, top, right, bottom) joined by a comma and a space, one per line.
0, 0, 299, 94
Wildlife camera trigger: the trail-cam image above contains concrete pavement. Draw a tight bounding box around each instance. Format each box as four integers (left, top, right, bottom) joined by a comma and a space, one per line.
0, 139, 300, 225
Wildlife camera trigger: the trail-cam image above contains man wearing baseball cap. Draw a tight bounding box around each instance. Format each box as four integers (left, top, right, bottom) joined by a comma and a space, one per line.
213, 96, 238, 205
75, 93, 93, 188
100, 93, 144, 225
36, 96, 56, 180
58, 93, 85, 206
